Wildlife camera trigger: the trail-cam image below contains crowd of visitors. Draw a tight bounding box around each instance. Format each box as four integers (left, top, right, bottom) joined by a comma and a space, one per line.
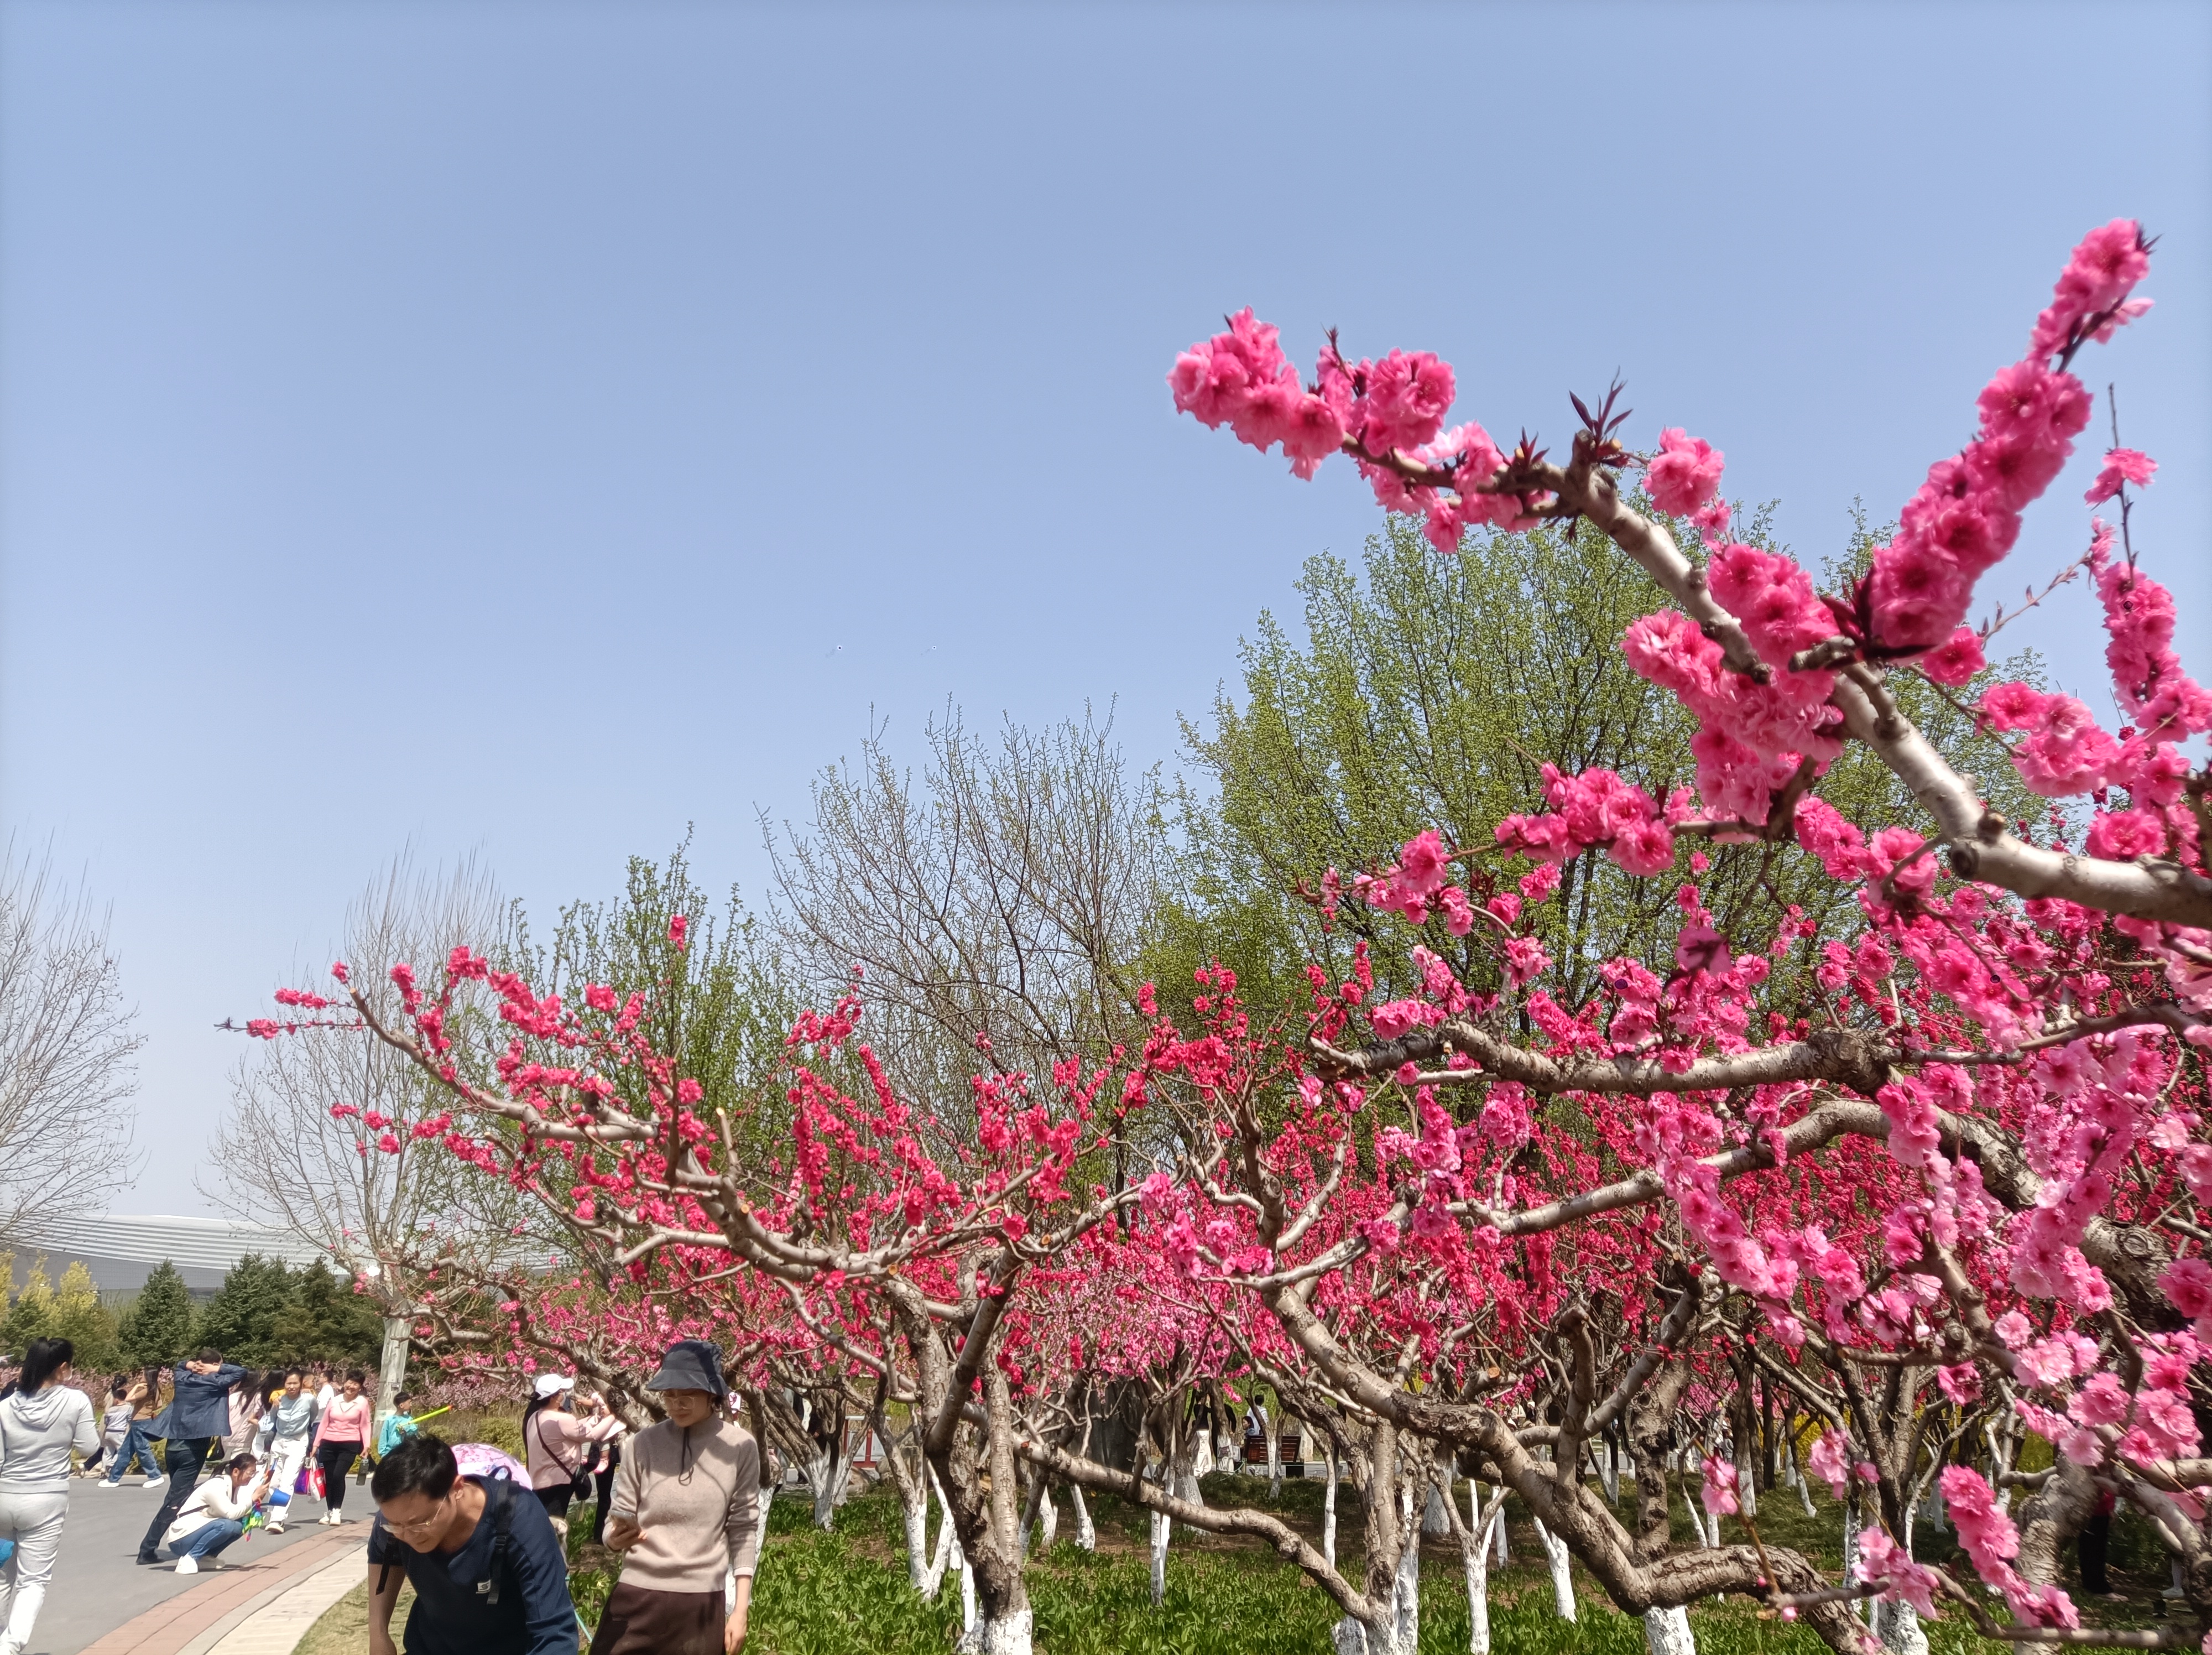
0, 1333, 762, 1655
369, 1339, 759, 1655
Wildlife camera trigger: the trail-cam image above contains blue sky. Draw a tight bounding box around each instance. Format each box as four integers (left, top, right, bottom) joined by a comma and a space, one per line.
3, 1, 2206, 1214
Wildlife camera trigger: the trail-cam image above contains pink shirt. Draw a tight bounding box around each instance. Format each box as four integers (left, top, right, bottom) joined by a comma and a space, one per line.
314, 1393, 371, 1446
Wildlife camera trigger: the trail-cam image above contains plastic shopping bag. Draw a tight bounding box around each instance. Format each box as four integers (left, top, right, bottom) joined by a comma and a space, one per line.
296, 1463, 323, 1498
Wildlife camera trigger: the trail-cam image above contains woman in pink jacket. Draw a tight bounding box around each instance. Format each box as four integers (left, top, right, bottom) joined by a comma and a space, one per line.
310, 1369, 372, 1526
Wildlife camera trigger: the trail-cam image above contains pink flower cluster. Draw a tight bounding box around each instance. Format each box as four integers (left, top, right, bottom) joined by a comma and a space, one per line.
1168, 314, 1554, 551
1646, 429, 1730, 536
1698, 1456, 1738, 1517
1979, 681, 2121, 798
2007, 1032, 2169, 1311
1168, 309, 1354, 479
2085, 447, 2156, 506
1355, 829, 1478, 933
1861, 222, 2150, 658
1942, 1465, 2079, 1628
1621, 607, 1839, 824
1493, 764, 1678, 876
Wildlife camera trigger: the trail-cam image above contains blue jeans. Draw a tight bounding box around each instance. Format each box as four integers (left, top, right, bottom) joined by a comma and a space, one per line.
103, 1424, 159, 1482
167, 1517, 243, 1560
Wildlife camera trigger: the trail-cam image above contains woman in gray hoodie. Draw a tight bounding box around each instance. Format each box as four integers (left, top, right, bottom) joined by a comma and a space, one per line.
0, 1337, 99, 1655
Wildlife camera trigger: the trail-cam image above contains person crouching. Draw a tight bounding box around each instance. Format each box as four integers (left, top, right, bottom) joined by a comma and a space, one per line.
160, 1455, 268, 1573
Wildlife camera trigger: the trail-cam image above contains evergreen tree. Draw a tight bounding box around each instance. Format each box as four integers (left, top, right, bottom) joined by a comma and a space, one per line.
195, 1255, 297, 1366
49, 1262, 120, 1374
117, 1261, 196, 1367
269, 1260, 382, 1368
2, 1260, 55, 1357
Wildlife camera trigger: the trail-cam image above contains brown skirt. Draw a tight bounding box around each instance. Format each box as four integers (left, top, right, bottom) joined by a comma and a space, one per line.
588, 1582, 727, 1655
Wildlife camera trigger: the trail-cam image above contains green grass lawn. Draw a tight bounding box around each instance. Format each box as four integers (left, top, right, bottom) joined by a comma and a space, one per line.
299, 1461, 2183, 1653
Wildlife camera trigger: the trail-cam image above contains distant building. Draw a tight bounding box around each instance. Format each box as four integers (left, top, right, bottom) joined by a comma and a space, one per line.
4, 1215, 331, 1302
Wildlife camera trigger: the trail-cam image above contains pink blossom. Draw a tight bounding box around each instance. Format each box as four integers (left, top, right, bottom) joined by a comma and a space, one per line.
1853, 1528, 1942, 1619
2163, 1258, 2212, 1319
2071, 1372, 2131, 1427
1436, 886, 1475, 936
1646, 429, 1725, 517
1359, 350, 1455, 456
1501, 936, 1552, 988
2012, 695, 2121, 797
1700, 1456, 1739, 1517
1396, 829, 1450, 896
1368, 999, 1437, 1040
1938, 1363, 1982, 1404
2085, 809, 2166, 861
1922, 627, 1988, 686
1518, 864, 1561, 904
2085, 447, 2156, 505
1807, 1432, 1853, 1498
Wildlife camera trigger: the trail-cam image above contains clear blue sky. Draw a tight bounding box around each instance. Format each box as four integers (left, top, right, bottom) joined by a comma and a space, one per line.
3, 2, 2206, 1214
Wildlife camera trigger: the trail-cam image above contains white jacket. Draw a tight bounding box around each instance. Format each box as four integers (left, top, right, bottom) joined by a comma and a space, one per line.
163, 1470, 267, 1548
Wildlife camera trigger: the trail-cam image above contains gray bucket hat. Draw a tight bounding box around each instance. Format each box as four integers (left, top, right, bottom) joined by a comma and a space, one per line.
644, 1338, 727, 1402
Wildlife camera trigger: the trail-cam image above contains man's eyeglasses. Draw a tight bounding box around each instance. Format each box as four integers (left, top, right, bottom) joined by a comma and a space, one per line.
379, 1492, 452, 1538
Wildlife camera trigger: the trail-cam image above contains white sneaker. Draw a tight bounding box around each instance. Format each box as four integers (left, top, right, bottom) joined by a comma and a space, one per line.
174, 1555, 198, 1574
264, 1521, 284, 1536
142, 1476, 167, 1493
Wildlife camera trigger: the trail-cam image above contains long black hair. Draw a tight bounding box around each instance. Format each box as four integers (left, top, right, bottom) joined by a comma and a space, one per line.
19, 1337, 74, 1394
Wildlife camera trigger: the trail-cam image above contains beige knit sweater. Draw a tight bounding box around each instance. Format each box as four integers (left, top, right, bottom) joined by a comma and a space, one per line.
608, 1417, 763, 1591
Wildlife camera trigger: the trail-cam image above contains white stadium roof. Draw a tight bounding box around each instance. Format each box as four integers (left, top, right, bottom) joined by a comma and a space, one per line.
6, 1215, 333, 1293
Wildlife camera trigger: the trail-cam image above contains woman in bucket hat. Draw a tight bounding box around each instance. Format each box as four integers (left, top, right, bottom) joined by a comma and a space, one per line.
594, 1340, 761, 1655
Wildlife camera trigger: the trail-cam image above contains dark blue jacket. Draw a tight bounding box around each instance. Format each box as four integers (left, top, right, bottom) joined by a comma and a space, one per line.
149, 1362, 244, 1441
368, 1472, 576, 1655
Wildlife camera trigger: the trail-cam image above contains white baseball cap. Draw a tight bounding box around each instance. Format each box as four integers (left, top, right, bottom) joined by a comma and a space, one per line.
531, 1373, 576, 1399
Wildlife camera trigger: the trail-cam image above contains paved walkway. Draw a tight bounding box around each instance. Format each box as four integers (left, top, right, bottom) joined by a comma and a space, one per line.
31, 1475, 369, 1655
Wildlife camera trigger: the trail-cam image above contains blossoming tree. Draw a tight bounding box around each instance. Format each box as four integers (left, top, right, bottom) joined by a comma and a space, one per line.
1160, 219, 2212, 1654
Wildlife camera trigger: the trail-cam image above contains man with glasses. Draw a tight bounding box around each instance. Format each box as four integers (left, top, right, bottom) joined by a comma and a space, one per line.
366, 1434, 576, 1655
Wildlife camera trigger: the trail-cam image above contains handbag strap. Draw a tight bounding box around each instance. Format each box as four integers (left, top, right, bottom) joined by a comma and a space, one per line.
531, 1411, 580, 1479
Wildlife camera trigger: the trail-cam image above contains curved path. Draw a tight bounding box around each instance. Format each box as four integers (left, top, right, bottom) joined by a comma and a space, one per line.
30, 1477, 366, 1655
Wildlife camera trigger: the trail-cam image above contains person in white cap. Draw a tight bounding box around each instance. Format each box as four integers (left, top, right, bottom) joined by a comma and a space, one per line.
521, 1374, 620, 1531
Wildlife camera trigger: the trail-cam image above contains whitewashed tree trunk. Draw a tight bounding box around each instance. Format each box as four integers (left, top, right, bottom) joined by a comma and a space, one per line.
1532, 1516, 1578, 1620
1843, 1506, 1865, 1622
1389, 1522, 1425, 1655
1602, 1435, 1620, 1506
1645, 1605, 1696, 1655
1870, 1597, 1928, 1655
1788, 1434, 1817, 1517
1037, 1486, 1057, 1550
1735, 1436, 1758, 1519
1394, 1512, 1422, 1653
1323, 1443, 1340, 1568
1423, 1481, 1452, 1537
375, 1315, 409, 1428
1016, 1471, 1047, 1559
1491, 1485, 1508, 1566
1149, 1508, 1171, 1607
1462, 1480, 1507, 1655
953, 1529, 976, 1635
1684, 1483, 1715, 1547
